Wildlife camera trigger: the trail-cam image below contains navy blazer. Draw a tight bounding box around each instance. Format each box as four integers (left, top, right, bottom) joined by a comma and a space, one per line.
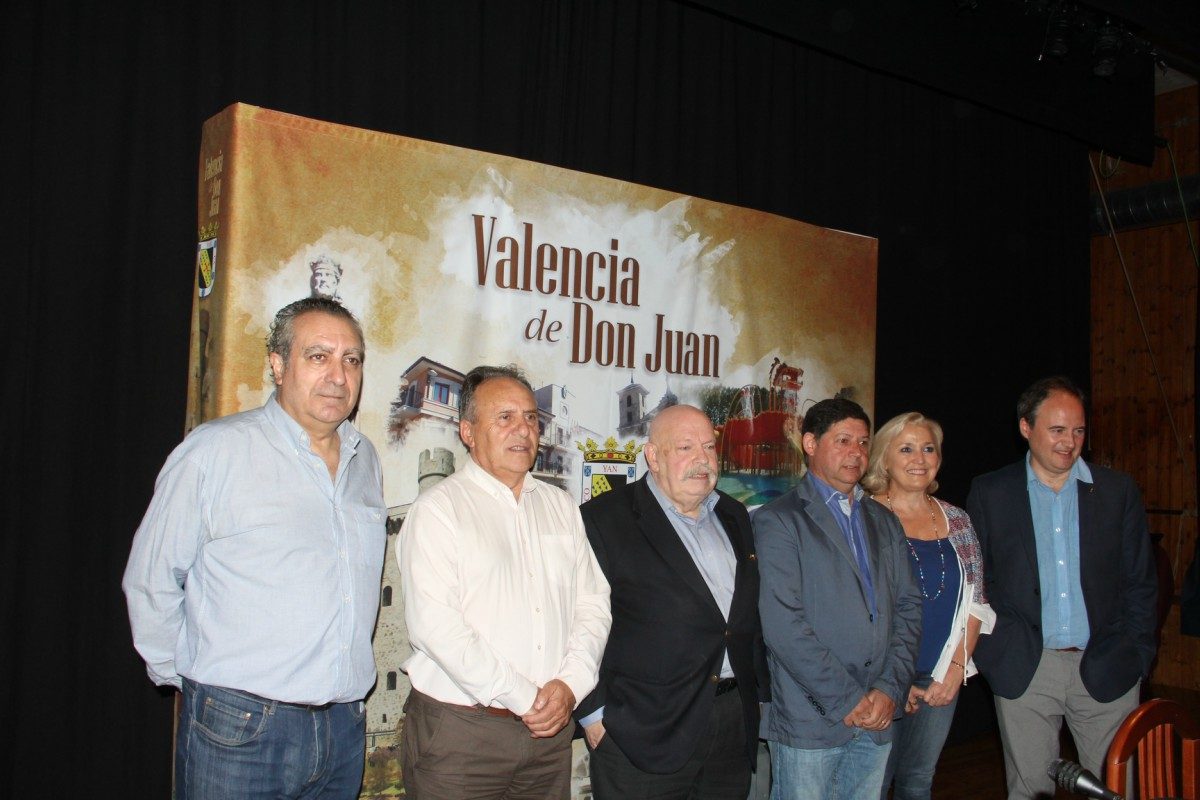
574, 476, 768, 774
753, 473, 921, 749
966, 459, 1157, 702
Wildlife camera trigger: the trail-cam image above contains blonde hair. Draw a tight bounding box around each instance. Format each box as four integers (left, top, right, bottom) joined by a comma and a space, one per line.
862, 412, 944, 495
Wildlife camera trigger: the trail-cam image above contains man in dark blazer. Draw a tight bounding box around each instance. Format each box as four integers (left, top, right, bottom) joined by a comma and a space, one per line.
967, 376, 1158, 800
754, 398, 921, 800
575, 404, 769, 799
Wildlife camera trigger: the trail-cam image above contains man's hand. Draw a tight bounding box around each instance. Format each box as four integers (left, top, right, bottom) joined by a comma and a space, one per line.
522, 679, 576, 738
858, 689, 896, 731
583, 719, 606, 749
842, 694, 874, 727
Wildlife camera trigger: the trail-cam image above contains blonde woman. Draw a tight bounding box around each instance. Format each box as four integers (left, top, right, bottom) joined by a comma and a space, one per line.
863, 413, 995, 800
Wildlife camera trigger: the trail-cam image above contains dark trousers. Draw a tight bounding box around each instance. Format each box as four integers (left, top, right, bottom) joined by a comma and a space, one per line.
588, 689, 750, 800
401, 689, 573, 800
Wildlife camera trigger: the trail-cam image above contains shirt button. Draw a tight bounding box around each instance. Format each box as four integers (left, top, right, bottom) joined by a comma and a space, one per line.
1060, 592, 1067, 598
1055, 527, 1062, 533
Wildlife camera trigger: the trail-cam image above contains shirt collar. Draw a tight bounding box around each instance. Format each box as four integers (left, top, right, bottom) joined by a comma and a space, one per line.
1024, 451, 1093, 488
646, 471, 718, 522
462, 455, 535, 500
807, 471, 865, 505
264, 392, 360, 453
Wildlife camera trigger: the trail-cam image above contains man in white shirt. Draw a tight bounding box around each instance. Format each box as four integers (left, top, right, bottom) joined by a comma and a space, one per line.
399, 364, 612, 799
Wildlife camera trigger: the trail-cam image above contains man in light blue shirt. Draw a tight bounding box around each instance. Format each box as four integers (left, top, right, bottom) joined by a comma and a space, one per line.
968, 376, 1157, 799
123, 297, 386, 800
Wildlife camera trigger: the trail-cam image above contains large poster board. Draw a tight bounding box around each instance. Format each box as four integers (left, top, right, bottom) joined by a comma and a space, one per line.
192, 103, 877, 798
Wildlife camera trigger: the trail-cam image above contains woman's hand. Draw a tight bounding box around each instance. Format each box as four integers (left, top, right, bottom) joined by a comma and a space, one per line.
922, 664, 964, 707
905, 684, 925, 714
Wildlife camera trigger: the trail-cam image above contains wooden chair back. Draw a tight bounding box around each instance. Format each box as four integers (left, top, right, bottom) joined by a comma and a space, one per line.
1105, 698, 1200, 799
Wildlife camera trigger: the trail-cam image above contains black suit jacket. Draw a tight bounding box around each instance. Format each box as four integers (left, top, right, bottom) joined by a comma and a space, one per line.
574, 476, 768, 774
966, 459, 1158, 702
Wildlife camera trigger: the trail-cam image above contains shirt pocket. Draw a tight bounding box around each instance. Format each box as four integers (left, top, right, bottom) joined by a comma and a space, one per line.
347, 505, 387, 570
535, 528, 580, 596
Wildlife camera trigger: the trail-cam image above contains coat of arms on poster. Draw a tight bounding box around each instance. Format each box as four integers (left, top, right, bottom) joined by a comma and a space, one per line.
578, 436, 643, 501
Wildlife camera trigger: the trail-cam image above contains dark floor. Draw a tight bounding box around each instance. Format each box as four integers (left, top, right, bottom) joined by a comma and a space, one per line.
928, 684, 1200, 800
930, 730, 1076, 799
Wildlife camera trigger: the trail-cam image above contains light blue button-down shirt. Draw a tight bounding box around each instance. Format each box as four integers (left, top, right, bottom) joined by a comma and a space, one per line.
809, 473, 877, 616
122, 394, 387, 704
646, 472, 738, 678
1026, 452, 1093, 649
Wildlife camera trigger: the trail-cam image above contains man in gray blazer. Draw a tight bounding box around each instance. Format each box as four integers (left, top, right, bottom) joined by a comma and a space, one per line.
754, 398, 921, 800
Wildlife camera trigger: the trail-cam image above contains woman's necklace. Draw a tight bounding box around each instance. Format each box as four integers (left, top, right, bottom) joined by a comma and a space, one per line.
886, 492, 946, 600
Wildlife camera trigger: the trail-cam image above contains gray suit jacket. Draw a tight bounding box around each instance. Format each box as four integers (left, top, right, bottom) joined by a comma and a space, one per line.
754, 473, 921, 749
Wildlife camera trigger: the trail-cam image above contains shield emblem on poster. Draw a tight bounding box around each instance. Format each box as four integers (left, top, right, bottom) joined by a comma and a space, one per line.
578, 437, 642, 501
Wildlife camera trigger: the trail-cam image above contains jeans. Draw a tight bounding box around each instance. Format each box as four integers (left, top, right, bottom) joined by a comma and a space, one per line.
880, 674, 958, 800
769, 730, 891, 800
176, 678, 367, 800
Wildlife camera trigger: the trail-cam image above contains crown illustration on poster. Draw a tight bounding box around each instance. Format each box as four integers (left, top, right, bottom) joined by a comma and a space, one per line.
577, 437, 643, 464
198, 221, 219, 241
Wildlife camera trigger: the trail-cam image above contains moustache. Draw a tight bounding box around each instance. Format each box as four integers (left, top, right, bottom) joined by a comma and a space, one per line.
684, 465, 715, 479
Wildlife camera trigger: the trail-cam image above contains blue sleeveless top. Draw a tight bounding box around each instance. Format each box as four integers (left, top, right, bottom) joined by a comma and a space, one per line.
908, 537, 962, 674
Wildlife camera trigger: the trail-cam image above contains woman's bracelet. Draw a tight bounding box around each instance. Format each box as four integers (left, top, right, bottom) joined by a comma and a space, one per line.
950, 659, 968, 685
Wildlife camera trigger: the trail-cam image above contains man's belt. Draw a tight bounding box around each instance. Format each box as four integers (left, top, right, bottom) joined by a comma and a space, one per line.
412, 689, 521, 720
276, 699, 337, 712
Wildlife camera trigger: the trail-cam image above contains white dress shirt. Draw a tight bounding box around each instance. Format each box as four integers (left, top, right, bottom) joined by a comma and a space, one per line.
400, 457, 611, 714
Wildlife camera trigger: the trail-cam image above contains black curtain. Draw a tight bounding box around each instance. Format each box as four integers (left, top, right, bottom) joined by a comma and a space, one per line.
3, 2, 1090, 795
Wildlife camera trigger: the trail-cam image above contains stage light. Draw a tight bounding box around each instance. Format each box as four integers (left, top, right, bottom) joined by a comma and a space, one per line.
1092, 21, 1122, 76
1045, 8, 1074, 59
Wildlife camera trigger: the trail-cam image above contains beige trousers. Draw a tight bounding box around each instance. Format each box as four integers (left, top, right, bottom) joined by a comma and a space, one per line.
994, 649, 1138, 800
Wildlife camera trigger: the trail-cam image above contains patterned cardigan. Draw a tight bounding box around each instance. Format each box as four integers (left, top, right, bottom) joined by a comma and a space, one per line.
939, 498, 988, 605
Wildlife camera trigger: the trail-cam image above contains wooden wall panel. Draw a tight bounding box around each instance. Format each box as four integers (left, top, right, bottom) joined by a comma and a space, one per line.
1090, 85, 1199, 691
